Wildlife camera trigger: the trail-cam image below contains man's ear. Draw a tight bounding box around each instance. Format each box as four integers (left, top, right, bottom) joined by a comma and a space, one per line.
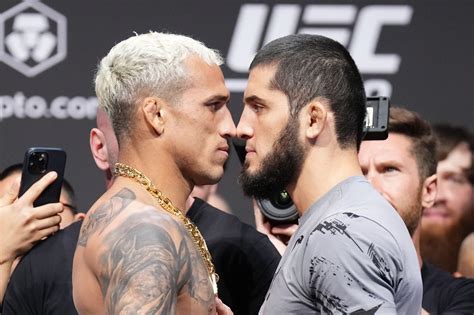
90, 128, 110, 171
142, 97, 166, 135
74, 212, 86, 222
422, 174, 437, 208
305, 100, 327, 140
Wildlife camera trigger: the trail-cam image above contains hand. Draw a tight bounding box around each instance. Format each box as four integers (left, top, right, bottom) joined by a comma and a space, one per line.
271, 223, 298, 245
0, 172, 63, 264
215, 297, 233, 315
253, 199, 298, 256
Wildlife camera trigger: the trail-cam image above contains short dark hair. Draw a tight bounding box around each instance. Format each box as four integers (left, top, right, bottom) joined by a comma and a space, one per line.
389, 107, 437, 181
61, 178, 78, 214
250, 34, 366, 150
433, 124, 473, 184
0, 163, 22, 181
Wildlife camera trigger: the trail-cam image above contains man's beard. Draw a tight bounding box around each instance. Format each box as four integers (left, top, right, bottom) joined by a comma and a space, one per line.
420, 206, 474, 273
239, 116, 306, 200
401, 186, 424, 237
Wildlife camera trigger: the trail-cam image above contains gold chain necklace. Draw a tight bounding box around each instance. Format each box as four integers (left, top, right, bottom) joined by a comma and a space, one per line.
113, 162, 218, 294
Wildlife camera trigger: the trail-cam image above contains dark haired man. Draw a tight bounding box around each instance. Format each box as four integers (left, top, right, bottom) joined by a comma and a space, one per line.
359, 107, 474, 314
421, 124, 474, 273
237, 34, 421, 313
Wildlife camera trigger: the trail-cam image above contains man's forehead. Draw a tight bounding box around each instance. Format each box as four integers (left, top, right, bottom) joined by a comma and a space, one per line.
246, 65, 277, 91
244, 65, 288, 107
184, 58, 229, 98
359, 133, 416, 164
439, 142, 472, 172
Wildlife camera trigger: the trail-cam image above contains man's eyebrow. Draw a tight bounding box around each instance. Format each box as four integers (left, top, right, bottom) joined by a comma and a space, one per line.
204, 94, 229, 103
244, 95, 266, 104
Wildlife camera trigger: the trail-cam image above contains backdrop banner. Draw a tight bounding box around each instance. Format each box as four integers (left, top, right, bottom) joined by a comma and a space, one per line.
0, 0, 472, 224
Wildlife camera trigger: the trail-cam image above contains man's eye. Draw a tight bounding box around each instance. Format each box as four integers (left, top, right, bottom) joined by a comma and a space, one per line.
207, 102, 221, 111
383, 167, 398, 173
251, 104, 262, 113
446, 174, 468, 185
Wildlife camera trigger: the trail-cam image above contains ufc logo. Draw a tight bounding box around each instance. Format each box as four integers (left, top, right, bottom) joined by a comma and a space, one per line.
225, 4, 413, 95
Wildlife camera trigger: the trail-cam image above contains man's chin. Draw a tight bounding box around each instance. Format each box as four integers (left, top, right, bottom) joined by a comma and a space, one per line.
195, 170, 223, 187
239, 173, 275, 200
422, 213, 450, 225
421, 216, 454, 238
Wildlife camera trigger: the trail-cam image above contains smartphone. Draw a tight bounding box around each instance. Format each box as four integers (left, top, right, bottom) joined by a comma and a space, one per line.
19, 147, 67, 207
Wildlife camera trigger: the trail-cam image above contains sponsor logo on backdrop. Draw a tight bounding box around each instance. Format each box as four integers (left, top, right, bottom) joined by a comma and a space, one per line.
0, 92, 98, 120
225, 4, 413, 96
0, 0, 67, 77
0, 1, 97, 120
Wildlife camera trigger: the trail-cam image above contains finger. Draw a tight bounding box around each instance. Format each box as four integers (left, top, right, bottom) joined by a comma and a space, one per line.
34, 203, 64, 219
271, 224, 298, 237
18, 172, 57, 204
0, 177, 20, 206
35, 214, 62, 230
272, 223, 298, 232
36, 224, 60, 240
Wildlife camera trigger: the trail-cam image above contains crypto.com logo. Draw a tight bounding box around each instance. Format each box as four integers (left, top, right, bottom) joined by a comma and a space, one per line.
225, 4, 413, 96
0, 0, 67, 77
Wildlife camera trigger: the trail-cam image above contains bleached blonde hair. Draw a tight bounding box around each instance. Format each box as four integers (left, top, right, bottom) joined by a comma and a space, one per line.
95, 32, 223, 140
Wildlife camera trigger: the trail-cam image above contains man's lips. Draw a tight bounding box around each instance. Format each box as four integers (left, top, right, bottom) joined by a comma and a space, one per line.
423, 207, 449, 218
217, 146, 229, 157
245, 147, 256, 158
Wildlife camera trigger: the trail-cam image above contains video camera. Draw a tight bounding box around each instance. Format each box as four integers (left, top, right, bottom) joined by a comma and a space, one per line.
233, 97, 390, 224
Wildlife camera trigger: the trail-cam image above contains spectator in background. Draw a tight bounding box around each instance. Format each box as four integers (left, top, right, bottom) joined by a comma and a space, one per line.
2, 221, 82, 315
0, 163, 83, 314
359, 107, 474, 314
0, 163, 84, 229
89, 107, 119, 189
0, 172, 63, 310
186, 183, 232, 214
456, 232, 474, 278
421, 124, 474, 273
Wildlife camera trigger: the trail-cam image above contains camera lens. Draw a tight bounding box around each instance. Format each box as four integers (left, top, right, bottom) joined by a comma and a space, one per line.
270, 190, 293, 209
28, 151, 48, 174
258, 190, 299, 224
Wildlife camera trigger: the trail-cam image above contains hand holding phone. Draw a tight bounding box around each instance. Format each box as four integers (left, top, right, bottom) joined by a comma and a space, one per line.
0, 171, 63, 263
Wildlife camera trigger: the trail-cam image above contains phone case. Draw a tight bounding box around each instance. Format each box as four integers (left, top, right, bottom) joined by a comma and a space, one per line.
19, 147, 67, 207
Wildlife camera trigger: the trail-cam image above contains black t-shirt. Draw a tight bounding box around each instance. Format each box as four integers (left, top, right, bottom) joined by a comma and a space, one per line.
422, 262, 474, 314
2, 221, 81, 315
187, 198, 281, 315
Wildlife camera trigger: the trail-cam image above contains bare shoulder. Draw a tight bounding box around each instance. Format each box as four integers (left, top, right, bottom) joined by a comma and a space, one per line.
77, 188, 215, 314
77, 188, 136, 248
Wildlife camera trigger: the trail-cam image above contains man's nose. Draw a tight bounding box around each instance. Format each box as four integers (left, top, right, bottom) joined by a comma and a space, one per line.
236, 109, 253, 140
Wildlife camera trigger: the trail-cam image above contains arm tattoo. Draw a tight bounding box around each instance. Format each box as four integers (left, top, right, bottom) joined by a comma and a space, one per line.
99, 212, 214, 314
77, 188, 135, 247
